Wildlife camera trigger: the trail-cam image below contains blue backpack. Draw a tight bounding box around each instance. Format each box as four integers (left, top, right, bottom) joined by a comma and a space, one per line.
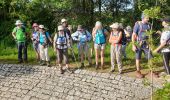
95, 29, 106, 44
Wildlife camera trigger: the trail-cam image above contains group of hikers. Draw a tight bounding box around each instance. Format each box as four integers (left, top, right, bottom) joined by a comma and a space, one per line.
11, 13, 170, 78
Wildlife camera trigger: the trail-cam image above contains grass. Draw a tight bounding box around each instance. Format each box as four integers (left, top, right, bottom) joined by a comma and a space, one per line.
0, 42, 164, 77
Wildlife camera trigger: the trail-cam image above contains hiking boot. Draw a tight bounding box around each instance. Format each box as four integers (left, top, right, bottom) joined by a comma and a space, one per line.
60, 68, 64, 74
110, 69, 115, 73
40, 60, 46, 66
88, 63, 92, 67
136, 71, 144, 78
80, 63, 84, 69
118, 70, 123, 75
18, 60, 23, 64
95, 65, 99, 70
23, 60, 28, 63
47, 61, 51, 67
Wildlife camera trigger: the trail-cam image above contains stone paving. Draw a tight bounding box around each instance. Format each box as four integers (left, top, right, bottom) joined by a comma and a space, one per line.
0, 64, 161, 100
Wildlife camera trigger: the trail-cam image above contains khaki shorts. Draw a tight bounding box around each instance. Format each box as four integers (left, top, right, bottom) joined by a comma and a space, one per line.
94, 43, 106, 50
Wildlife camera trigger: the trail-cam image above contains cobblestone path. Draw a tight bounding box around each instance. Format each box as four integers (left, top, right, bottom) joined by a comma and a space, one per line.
0, 64, 161, 100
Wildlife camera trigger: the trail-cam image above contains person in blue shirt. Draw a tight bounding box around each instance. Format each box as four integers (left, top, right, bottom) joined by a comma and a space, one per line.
132, 13, 153, 78
92, 21, 108, 70
38, 25, 52, 67
72, 25, 92, 68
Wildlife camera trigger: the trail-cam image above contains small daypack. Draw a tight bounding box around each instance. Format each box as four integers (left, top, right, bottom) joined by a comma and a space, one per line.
78, 31, 88, 43
95, 29, 106, 44
56, 32, 67, 45
121, 30, 127, 45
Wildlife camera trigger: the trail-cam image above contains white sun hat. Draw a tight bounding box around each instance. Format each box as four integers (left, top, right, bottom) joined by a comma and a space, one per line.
61, 18, 67, 23
110, 22, 119, 29
39, 25, 45, 29
95, 21, 102, 27
15, 20, 23, 25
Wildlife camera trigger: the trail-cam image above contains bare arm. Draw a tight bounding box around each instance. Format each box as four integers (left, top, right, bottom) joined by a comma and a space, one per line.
154, 42, 166, 53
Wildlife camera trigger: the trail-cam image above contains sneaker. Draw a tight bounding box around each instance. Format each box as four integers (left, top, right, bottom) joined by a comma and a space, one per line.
47, 61, 51, 67
80, 63, 84, 69
101, 65, 104, 70
110, 69, 115, 73
60, 68, 64, 74
40, 60, 46, 66
95, 65, 99, 70
136, 71, 144, 78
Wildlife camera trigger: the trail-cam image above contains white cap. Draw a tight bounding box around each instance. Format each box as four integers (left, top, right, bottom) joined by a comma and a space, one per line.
39, 25, 45, 29
61, 18, 67, 23
95, 21, 102, 27
110, 22, 119, 29
58, 25, 64, 31
15, 20, 23, 25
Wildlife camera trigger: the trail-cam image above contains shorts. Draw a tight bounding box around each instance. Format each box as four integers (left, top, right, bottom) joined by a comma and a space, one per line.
135, 47, 153, 60
57, 49, 68, 64
94, 43, 106, 50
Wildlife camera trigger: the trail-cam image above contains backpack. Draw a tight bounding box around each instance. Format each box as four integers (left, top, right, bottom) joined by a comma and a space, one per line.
56, 32, 67, 45
78, 31, 88, 43
38, 32, 51, 45
121, 30, 127, 45
95, 29, 106, 44
136, 21, 150, 41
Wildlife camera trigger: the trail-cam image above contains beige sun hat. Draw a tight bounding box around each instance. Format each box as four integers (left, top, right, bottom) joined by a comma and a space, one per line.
39, 25, 45, 29
58, 25, 64, 31
110, 22, 119, 29
61, 18, 67, 23
15, 20, 23, 25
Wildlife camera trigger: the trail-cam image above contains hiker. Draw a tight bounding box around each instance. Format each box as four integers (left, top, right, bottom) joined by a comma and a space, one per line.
71, 25, 92, 68
38, 25, 52, 67
132, 13, 153, 78
61, 19, 74, 61
109, 23, 123, 74
154, 17, 170, 75
53, 25, 71, 74
92, 21, 108, 70
119, 23, 128, 59
31, 23, 40, 62
12, 20, 28, 63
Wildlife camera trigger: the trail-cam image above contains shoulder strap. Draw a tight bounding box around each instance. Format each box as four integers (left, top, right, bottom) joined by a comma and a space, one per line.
137, 21, 143, 35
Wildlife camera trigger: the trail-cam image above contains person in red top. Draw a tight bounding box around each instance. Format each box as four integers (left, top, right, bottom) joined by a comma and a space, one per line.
109, 23, 123, 74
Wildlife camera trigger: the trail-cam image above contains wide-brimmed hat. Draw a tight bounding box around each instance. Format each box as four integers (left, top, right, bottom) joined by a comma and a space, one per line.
39, 25, 45, 29
110, 22, 119, 29
61, 18, 67, 23
15, 20, 23, 25
58, 25, 64, 31
32, 23, 38, 28
95, 21, 102, 27
77, 25, 84, 31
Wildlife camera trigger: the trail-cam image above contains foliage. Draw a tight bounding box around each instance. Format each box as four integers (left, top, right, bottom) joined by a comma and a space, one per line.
153, 82, 170, 100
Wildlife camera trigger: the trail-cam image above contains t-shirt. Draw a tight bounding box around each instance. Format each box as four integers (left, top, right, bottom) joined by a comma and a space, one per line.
133, 22, 150, 41
161, 31, 170, 52
39, 32, 50, 44
12, 27, 26, 42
